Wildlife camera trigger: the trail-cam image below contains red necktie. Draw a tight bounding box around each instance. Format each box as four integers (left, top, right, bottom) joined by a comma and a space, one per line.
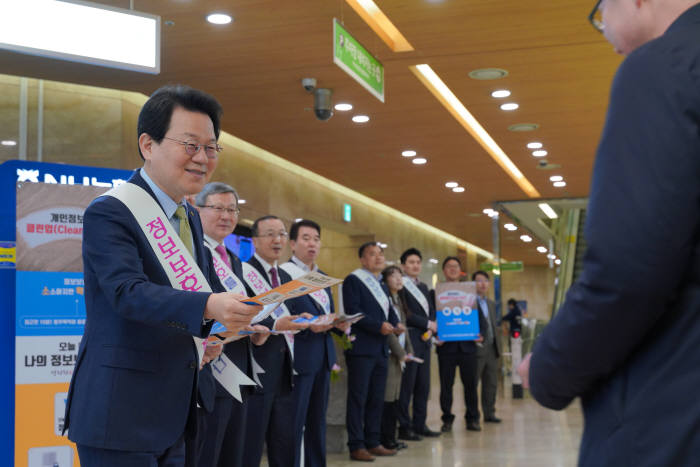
269, 267, 280, 288
214, 245, 232, 269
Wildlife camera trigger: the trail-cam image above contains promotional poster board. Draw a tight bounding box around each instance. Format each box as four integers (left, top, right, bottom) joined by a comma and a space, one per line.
1, 160, 131, 466
434, 281, 480, 341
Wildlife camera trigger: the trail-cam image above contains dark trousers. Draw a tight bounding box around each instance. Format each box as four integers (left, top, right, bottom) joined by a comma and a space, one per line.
242, 384, 293, 467
476, 343, 499, 419
187, 392, 249, 467
77, 434, 185, 467
380, 401, 399, 446
345, 354, 388, 451
438, 352, 479, 423
290, 367, 331, 467
397, 352, 431, 431
216, 391, 250, 467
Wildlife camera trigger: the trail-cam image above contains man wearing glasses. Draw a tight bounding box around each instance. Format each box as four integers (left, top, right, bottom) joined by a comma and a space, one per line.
523, 1, 700, 466
64, 85, 261, 467
242, 215, 311, 467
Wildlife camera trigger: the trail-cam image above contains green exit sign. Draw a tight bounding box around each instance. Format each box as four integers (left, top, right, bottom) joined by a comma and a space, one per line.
343, 203, 352, 222
481, 261, 524, 272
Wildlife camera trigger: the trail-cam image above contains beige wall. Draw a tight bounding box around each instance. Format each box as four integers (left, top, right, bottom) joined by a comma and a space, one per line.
500, 265, 556, 322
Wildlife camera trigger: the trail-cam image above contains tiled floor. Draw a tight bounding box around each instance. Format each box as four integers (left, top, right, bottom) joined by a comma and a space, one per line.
325, 391, 583, 467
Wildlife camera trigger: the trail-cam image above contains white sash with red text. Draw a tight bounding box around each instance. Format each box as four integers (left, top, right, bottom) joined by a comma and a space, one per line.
279, 262, 332, 314
103, 182, 210, 365
241, 262, 295, 356
203, 240, 259, 400
402, 276, 430, 316
351, 268, 390, 320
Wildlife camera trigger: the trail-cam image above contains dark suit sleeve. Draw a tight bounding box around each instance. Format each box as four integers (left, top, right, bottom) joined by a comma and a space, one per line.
82, 198, 210, 336
529, 47, 700, 410
402, 289, 430, 330
343, 275, 384, 335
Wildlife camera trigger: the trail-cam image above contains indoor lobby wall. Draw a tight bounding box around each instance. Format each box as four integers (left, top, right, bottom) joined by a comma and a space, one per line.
0, 75, 490, 282
500, 265, 556, 322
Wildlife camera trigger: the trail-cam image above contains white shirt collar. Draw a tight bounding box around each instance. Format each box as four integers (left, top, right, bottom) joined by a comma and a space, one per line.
254, 253, 277, 273
291, 255, 317, 272
203, 234, 224, 249
140, 167, 183, 219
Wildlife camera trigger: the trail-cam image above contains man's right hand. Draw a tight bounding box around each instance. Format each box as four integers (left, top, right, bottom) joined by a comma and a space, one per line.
204, 293, 262, 335
380, 322, 394, 335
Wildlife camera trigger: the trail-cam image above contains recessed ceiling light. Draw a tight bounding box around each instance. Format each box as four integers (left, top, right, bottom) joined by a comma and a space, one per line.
500, 103, 519, 111
295, 218, 303, 222
452, 186, 465, 193
352, 115, 370, 123
527, 142, 543, 149
504, 223, 517, 231
238, 199, 247, 204
520, 235, 532, 242
508, 123, 539, 132
1, 140, 17, 146
553, 181, 567, 187
537, 246, 548, 253
379, 242, 388, 248
445, 182, 458, 188
429, 258, 439, 264
207, 13, 232, 24
550, 175, 563, 182
532, 150, 548, 157
335, 103, 353, 111
468, 68, 509, 80
483, 208, 495, 215
547, 253, 556, 260
401, 150, 417, 157
412, 157, 427, 165
491, 89, 511, 98
555, 259, 562, 265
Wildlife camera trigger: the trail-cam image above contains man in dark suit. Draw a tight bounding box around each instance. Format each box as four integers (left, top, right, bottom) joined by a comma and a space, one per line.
343, 242, 400, 462
397, 248, 441, 440
64, 85, 261, 467
242, 215, 310, 467
434, 257, 483, 433
521, 2, 700, 466
194, 182, 269, 467
282, 219, 350, 467
473, 270, 501, 424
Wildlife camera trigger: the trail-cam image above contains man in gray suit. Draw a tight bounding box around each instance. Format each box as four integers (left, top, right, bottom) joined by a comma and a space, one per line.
473, 270, 502, 423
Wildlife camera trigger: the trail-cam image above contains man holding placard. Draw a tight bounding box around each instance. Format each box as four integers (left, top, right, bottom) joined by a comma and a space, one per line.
64, 85, 262, 467
343, 242, 400, 462
433, 257, 484, 433
397, 248, 441, 440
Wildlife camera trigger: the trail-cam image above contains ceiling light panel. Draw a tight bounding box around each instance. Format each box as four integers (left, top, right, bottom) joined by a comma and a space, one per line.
410, 64, 540, 198
344, 0, 414, 52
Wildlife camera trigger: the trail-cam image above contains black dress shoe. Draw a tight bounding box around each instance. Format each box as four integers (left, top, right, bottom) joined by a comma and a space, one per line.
484, 416, 502, 423
398, 428, 422, 441
417, 426, 441, 437
467, 421, 482, 431
441, 421, 453, 432
396, 441, 408, 450
383, 440, 400, 450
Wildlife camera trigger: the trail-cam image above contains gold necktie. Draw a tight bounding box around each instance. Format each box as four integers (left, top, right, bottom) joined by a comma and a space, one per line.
174, 205, 193, 255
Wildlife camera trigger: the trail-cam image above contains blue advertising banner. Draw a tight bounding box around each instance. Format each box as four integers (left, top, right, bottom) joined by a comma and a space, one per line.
434, 281, 480, 342
0, 160, 132, 466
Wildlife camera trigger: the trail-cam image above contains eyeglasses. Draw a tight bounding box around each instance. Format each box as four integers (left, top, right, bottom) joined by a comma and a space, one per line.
200, 205, 239, 216
588, 0, 604, 33
256, 231, 289, 239
163, 137, 222, 159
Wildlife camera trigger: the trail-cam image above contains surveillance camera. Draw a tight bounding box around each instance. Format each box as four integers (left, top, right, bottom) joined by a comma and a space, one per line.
538, 159, 548, 167
301, 78, 317, 92
313, 88, 333, 121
